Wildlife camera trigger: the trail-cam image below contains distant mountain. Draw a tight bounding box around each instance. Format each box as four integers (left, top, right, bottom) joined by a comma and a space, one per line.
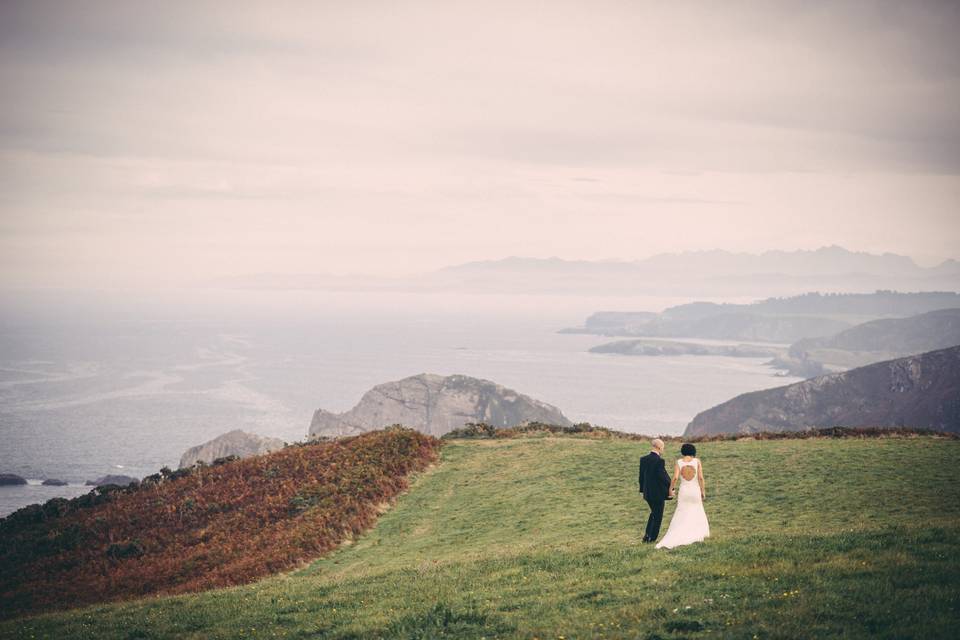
684, 346, 960, 437
213, 247, 960, 296
309, 374, 571, 439
439, 246, 929, 279
426, 247, 960, 295
638, 246, 925, 278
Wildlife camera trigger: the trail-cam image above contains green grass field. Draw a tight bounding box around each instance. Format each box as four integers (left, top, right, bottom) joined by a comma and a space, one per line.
4, 435, 959, 639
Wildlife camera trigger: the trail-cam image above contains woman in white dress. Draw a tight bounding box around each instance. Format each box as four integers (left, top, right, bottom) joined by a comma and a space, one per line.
656, 443, 710, 549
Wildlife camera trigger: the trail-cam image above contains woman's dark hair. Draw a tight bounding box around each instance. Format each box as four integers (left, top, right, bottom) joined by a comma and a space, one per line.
680, 443, 697, 457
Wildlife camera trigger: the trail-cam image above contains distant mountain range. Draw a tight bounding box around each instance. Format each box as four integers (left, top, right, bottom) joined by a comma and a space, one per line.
684, 345, 960, 437
213, 246, 960, 296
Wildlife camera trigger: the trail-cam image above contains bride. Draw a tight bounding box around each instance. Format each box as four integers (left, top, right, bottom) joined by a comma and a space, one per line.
656, 443, 710, 549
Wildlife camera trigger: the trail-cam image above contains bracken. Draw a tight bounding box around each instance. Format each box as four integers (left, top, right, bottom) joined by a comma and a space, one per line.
0, 428, 440, 619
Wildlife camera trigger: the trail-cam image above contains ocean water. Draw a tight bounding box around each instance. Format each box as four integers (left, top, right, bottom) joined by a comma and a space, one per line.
0, 289, 800, 516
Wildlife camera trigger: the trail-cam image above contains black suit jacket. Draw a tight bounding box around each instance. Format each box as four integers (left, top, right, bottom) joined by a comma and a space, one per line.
639, 452, 671, 501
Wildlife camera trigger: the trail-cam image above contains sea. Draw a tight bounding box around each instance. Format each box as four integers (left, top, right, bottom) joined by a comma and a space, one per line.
0, 288, 802, 517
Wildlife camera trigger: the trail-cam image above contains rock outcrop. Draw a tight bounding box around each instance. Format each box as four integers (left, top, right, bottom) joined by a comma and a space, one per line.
86, 474, 139, 487
179, 430, 286, 468
684, 345, 960, 437
309, 373, 572, 438
41, 478, 68, 486
0, 474, 27, 486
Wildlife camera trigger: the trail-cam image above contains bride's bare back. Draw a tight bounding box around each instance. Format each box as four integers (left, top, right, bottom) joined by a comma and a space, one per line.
657, 454, 710, 549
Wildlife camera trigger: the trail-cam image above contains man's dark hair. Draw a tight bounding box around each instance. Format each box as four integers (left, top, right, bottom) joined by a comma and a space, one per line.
680, 443, 696, 457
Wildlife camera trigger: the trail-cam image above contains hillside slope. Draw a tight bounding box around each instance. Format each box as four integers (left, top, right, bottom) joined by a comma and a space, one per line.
6, 435, 959, 639
0, 429, 439, 619
685, 345, 960, 437
791, 307, 960, 354
781, 308, 960, 375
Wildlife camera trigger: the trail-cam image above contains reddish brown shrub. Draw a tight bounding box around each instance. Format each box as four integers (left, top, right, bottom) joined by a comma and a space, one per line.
0, 428, 440, 619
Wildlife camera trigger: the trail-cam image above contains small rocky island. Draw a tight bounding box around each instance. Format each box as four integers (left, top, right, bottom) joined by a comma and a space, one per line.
0, 474, 27, 486
589, 339, 781, 358
86, 475, 139, 487
309, 373, 572, 438
179, 429, 286, 468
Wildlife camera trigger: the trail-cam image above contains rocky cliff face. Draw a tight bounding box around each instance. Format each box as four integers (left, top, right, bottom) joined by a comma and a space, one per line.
309, 373, 572, 438
179, 430, 286, 468
684, 345, 960, 437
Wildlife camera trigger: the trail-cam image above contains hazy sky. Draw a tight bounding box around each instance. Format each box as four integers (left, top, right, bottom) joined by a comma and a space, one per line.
2, 0, 959, 288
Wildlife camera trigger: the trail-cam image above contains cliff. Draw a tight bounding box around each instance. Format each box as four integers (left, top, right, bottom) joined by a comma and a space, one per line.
684, 345, 960, 437
179, 430, 286, 469
309, 373, 572, 438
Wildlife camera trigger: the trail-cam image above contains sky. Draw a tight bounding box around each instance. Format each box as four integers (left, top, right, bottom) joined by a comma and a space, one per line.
1, 0, 959, 288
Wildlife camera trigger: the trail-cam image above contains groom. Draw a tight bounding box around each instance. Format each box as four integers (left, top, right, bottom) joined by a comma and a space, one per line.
638, 438, 673, 543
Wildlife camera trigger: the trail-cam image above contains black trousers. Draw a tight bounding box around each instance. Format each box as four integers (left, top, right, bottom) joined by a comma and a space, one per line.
644, 497, 666, 541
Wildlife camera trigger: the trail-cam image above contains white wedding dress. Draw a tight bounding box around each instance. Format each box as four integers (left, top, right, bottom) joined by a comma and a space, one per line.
656, 457, 710, 549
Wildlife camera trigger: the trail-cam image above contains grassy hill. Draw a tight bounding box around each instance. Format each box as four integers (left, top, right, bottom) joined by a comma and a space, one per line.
4, 434, 960, 639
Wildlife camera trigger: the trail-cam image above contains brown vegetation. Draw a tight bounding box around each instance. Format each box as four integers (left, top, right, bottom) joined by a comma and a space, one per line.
441, 421, 959, 442
0, 427, 440, 619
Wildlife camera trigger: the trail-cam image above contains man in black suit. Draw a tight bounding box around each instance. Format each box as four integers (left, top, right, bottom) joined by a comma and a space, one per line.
639, 438, 673, 543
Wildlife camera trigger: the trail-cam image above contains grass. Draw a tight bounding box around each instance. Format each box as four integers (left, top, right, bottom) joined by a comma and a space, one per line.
3, 435, 959, 639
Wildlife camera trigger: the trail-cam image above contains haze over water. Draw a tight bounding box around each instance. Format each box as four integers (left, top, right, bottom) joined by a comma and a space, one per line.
0, 288, 799, 516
